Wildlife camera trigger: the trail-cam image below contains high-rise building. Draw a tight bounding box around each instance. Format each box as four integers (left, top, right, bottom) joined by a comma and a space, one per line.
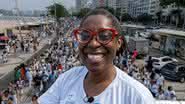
91, 0, 128, 15
91, 0, 107, 8
76, 0, 81, 12
75, 0, 89, 12
116, 0, 128, 14
128, 0, 160, 17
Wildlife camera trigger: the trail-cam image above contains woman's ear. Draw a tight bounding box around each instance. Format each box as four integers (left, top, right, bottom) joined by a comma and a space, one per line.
117, 36, 123, 50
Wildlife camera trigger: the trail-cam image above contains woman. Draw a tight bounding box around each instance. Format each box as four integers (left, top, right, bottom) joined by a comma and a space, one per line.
32, 95, 38, 104
38, 8, 155, 104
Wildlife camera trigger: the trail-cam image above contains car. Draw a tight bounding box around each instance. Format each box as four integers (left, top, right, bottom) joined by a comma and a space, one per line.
145, 56, 178, 70
160, 63, 185, 83
152, 56, 178, 70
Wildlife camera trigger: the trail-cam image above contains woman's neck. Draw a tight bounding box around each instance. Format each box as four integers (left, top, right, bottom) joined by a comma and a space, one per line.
86, 65, 116, 84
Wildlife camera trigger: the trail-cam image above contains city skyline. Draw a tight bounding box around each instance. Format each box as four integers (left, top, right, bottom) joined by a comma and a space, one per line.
0, 0, 75, 11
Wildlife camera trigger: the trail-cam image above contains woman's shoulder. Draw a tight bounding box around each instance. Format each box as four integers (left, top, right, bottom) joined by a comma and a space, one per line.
116, 67, 155, 102
63, 66, 86, 75
57, 66, 87, 81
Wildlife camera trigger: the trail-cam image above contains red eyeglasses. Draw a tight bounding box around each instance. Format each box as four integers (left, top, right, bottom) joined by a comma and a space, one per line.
73, 28, 119, 45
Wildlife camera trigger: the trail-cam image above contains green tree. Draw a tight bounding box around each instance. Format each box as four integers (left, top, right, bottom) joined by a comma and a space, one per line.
121, 13, 133, 21
156, 11, 162, 24
160, 0, 185, 8
47, 3, 69, 20
137, 13, 153, 24
170, 9, 183, 27
77, 8, 91, 18
160, 0, 185, 27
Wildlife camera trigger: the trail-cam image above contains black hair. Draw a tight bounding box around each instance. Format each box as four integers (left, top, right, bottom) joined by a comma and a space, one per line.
80, 8, 127, 56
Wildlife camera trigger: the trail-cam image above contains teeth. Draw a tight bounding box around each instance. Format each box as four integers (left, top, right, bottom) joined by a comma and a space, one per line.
87, 54, 103, 62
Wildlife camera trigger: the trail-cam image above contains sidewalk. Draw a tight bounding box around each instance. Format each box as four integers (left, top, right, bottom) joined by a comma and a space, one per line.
0, 34, 56, 89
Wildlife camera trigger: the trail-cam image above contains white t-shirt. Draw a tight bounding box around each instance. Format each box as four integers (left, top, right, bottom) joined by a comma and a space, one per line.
38, 66, 155, 104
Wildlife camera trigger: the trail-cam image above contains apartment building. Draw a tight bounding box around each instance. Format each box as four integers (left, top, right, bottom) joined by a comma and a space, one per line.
75, 0, 89, 12
128, 0, 160, 17
90, 0, 128, 14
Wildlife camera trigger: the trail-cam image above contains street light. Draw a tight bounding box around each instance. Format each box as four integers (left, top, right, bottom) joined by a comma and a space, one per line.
51, 0, 57, 34
15, 0, 23, 41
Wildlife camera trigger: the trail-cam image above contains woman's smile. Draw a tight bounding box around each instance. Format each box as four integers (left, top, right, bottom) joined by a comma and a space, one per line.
87, 54, 104, 63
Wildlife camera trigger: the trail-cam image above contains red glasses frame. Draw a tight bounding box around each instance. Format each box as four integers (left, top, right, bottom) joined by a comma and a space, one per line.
73, 28, 119, 44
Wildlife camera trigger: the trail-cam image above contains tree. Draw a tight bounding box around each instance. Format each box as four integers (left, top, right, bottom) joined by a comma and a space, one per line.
137, 13, 153, 24
160, 0, 185, 27
170, 9, 183, 26
47, 3, 69, 20
156, 11, 162, 24
77, 8, 91, 18
121, 13, 133, 21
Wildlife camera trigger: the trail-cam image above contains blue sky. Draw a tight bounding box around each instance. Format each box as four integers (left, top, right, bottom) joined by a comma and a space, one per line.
0, 0, 75, 10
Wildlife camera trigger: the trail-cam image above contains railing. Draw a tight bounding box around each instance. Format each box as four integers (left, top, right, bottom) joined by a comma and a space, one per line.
156, 100, 185, 104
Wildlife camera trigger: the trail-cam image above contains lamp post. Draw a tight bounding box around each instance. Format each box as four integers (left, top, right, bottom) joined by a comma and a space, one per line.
15, 0, 23, 41
52, 0, 57, 35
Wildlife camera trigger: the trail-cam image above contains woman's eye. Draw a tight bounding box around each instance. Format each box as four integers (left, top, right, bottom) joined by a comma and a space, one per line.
98, 31, 112, 41
79, 31, 90, 41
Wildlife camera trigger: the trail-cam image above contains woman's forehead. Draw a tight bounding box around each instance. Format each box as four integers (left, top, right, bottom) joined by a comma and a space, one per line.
81, 15, 113, 30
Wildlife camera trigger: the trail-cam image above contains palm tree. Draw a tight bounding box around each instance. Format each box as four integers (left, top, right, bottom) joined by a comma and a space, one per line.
170, 9, 182, 27
160, 0, 185, 28
156, 11, 163, 25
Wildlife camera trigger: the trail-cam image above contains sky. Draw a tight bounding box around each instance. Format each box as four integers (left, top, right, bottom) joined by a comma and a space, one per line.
0, 0, 75, 11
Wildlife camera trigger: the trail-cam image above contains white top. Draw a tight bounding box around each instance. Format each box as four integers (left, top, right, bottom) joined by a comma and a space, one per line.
38, 66, 155, 104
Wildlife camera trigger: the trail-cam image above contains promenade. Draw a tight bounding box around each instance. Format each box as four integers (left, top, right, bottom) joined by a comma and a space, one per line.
0, 33, 56, 89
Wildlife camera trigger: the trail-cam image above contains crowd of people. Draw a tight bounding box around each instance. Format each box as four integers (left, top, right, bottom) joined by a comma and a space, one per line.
0, 17, 80, 104
0, 15, 177, 104
0, 24, 54, 64
114, 50, 177, 100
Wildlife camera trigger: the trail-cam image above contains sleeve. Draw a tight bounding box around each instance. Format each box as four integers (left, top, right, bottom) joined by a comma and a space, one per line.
38, 74, 64, 104
134, 89, 156, 104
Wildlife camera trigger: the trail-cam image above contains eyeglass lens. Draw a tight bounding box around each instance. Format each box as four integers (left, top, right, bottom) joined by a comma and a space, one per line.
77, 30, 113, 44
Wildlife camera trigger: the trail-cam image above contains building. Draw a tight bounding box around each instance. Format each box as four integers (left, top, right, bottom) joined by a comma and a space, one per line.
76, 0, 89, 12
152, 29, 185, 59
128, 0, 160, 17
149, 0, 160, 15
90, 0, 128, 14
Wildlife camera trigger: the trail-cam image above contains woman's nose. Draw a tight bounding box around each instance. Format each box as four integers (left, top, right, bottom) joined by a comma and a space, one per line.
87, 36, 101, 48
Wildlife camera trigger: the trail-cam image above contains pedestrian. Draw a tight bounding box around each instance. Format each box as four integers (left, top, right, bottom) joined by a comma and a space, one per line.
38, 8, 155, 104
5, 44, 10, 54
131, 49, 138, 63
164, 86, 176, 100
1, 90, 10, 104
146, 56, 153, 72
32, 95, 38, 104
25, 67, 33, 88
2, 51, 7, 63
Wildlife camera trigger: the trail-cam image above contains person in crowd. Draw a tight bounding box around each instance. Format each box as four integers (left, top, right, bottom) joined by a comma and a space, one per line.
31, 95, 38, 104
146, 56, 153, 72
1, 90, 10, 104
164, 86, 176, 100
16, 77, 24, 101
131, 49, 138, 62
2, 51, 8, 63
38, 8, 155, 104
25, 66, 33, 88
0, 91, 2, 104
156, 86, 165, 100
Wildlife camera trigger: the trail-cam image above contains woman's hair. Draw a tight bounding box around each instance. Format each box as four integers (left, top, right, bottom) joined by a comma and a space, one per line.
80, 8, 127, 55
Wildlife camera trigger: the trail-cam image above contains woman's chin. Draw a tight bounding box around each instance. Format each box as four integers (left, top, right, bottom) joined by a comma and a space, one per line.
86, 63, 103, 73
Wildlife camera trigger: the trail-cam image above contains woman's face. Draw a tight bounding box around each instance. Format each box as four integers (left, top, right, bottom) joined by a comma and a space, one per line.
78, 15, 122, 73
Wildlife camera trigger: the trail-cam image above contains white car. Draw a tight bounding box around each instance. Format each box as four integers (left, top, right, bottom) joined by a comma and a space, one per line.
151, 56, 178, 70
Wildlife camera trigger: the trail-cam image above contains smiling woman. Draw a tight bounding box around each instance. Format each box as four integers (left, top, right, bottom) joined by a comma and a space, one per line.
38, 8, 156, 104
